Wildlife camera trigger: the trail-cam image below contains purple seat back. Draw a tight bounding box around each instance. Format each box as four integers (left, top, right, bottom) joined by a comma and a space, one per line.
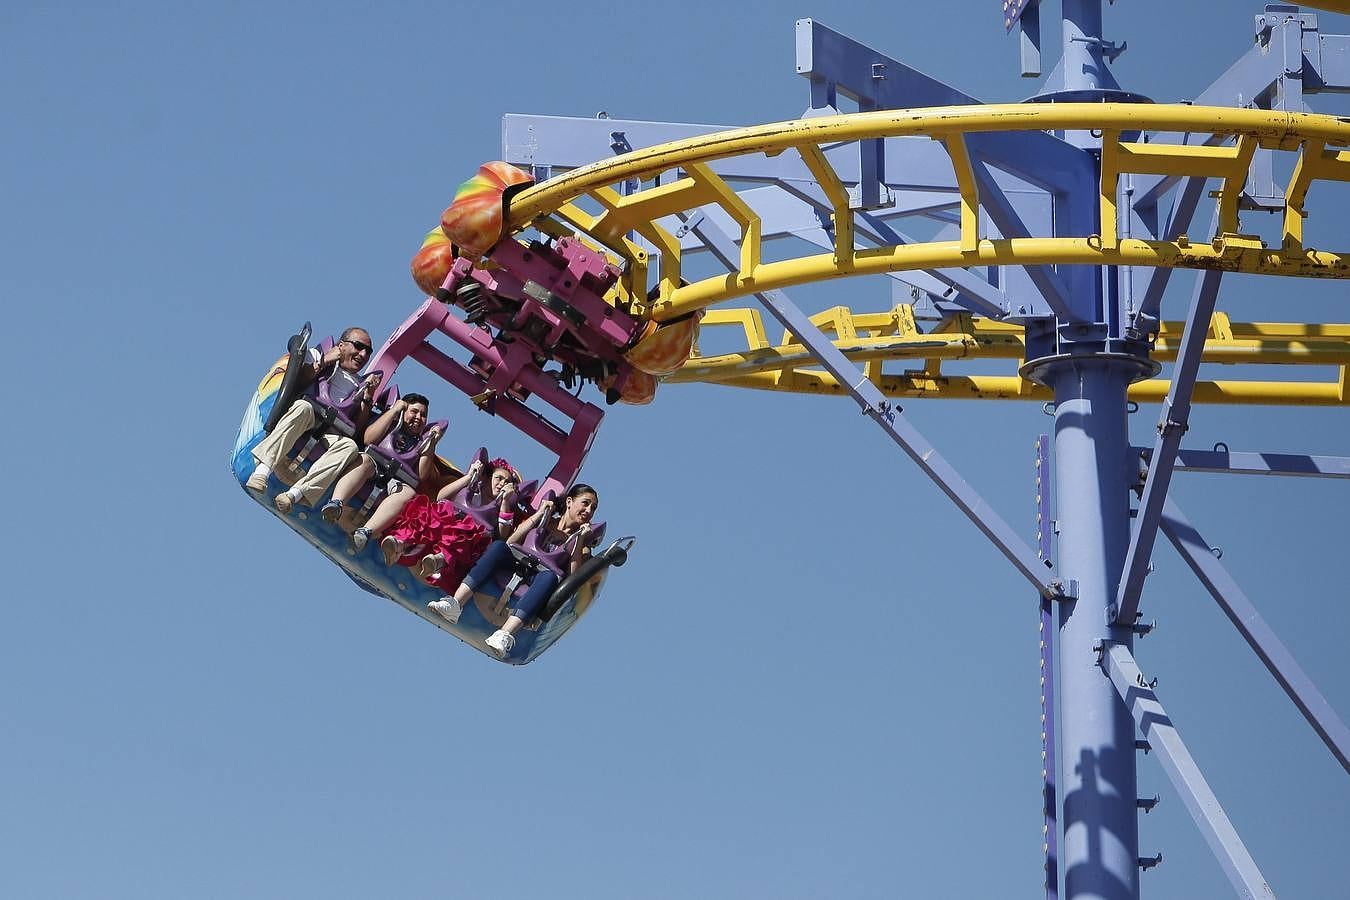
448, 448, 534, 534
367, 415, 448, 486
449, 448, 496, 530
520, 495, 606, 578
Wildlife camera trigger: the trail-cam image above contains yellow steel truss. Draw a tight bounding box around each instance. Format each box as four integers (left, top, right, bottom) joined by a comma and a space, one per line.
501, 103, 1350, 405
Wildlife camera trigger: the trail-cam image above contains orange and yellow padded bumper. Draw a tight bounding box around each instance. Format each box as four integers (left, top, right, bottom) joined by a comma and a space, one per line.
624, 312, 702, 377
410, 228, 457, 296
439, 161, 535, 260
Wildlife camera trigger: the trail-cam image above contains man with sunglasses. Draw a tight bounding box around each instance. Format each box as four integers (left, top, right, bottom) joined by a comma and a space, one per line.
246, 326, 379, 513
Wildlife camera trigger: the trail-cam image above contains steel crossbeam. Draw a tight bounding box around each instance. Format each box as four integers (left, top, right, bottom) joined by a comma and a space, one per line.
1114, 270, 1222, 626
794, 18, 1097, 203
1159, 498, 1350, 774
1141, 448, 1350, 478
779, 180, 1016, 319
966, 153, 1075, 318
684, 212, 1060, 599
1100, 644, 1277, 900
1138, 175, 1209, 320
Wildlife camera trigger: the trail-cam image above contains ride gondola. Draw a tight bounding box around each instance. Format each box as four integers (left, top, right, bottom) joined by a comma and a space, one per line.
230, 162, 694, 664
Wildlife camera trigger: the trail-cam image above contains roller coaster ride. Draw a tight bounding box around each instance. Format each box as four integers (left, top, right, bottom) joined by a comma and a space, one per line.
236, 2, 1350, 896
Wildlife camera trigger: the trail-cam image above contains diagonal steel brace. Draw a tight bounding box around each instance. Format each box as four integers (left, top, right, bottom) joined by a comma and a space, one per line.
967, 154, 1075, 320
1160, 497, 1350, 775
683, 213, 1061, 599
1101, 644, 1277, 899
1114, 269, 1222, 626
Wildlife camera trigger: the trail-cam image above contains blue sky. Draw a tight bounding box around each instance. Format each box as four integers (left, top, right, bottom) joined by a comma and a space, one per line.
4, 2, 1348, 898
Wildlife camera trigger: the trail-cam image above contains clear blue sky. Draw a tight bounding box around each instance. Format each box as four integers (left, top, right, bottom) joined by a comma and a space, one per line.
4, 2, 1348, 897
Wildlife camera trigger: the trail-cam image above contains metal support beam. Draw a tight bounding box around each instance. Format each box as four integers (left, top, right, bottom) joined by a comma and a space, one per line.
1132, 36, 1292, 213
1036, 434, 1060, 900
1114, 270, 1222, 625
794, 18, 1094, 198
777, 180, 1015, 318
1101, 644, 1277, 899
1138, 176, 1209, 319
1140, 447, 1350, 479
683, 212, 1060, 599
1159, 498, 1350, 775
1047, 355, 1139, 900
852, 209, 1011, 317
968, 154, 1075, 319
1018, 1, 1043, 78
1310, 34, 1350, 93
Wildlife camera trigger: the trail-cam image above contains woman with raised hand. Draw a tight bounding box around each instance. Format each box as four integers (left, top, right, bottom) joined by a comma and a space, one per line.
374, 457, 521, 591
428, 483, 599, 658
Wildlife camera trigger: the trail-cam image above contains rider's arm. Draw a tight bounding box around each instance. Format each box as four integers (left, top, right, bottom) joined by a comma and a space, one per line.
419, 425, 444, 459
363, 399, 405, 446
435, 465, 478, 502
507, 502, 552, 545
351, 374, 379, 434
296, 346, 336, 390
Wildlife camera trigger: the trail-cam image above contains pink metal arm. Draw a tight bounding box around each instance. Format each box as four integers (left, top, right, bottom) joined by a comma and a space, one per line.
365, 277, 606, 504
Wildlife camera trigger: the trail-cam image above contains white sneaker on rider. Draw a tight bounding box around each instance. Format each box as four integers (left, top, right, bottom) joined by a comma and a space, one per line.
484, 629, 514, 658
427, 598, 462, 624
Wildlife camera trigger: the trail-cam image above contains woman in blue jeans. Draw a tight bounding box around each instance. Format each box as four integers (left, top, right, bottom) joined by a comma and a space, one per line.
428, 483, 599, 657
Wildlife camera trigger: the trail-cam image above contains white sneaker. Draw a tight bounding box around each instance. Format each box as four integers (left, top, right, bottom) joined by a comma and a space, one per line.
484, 629, 515, 658
245, 465, 271, 492
427, 598, 462, 624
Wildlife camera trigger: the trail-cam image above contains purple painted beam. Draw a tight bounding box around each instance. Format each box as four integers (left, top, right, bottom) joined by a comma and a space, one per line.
1138, 176, 1210, 319
1160, 497, 1350, 775
1114, 269, 1222, 626
1101, 644, 1277, 899
1138, 447, 1350, 479
965, 150, 1074, 319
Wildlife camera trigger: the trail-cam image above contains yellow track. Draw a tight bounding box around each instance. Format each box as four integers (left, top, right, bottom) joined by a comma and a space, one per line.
504, 103, 1350, 405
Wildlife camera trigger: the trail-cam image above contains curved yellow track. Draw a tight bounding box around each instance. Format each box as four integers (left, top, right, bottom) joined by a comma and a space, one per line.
503, 103, 1350, 405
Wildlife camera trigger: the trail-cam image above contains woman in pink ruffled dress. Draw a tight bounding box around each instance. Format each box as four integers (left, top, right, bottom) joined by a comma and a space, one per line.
376, 457, 521, 591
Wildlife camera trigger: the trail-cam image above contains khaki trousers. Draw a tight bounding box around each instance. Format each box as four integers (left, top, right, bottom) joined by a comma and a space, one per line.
252, 399, 359, 506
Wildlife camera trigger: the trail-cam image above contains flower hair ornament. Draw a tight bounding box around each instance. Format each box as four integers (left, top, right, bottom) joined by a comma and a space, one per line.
488, 458, 519, 483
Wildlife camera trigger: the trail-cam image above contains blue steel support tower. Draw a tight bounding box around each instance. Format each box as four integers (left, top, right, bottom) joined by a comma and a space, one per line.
1026, 3, 1142, 896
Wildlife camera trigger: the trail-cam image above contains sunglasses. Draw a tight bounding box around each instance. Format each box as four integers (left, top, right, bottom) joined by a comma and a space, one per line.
344, 339, 373, 354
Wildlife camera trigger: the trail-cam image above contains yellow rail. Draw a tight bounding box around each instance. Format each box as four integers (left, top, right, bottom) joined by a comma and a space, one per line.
502, 103, 1350, 405
669, 306, 1349, 406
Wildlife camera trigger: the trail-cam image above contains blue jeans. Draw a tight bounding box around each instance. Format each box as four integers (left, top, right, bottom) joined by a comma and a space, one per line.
462, 541, 561, 622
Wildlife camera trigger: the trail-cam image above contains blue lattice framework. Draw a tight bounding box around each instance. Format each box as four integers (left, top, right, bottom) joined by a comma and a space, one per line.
500, 4, 1350, 898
